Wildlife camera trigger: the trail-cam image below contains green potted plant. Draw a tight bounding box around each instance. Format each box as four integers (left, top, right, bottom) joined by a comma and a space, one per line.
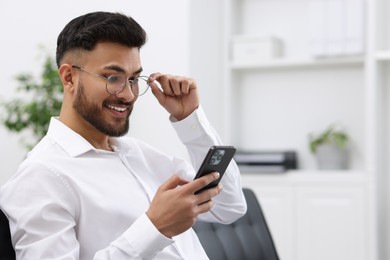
0, 54, 63, 149
309, 125, 349, 170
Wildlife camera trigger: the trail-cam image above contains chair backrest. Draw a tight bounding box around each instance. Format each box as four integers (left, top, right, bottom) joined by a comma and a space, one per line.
0, 210, 15, 260
193, 188, 279, 260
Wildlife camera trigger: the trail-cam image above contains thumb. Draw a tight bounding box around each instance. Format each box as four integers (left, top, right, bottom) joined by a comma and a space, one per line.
159, 175, 188, 192
149, 81, 166, 106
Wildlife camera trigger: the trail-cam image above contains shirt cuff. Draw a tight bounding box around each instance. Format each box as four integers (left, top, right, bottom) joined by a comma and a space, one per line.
171, 106, 212, 143
117, 213, 173, 258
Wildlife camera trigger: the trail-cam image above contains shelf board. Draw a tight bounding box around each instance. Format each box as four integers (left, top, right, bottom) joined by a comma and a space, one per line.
241, 170, 371, 184
229, 56, 364, 70
375, 50, 390, 61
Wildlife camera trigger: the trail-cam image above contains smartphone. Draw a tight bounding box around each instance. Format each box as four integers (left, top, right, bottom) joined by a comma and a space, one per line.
194, 145, 236, 194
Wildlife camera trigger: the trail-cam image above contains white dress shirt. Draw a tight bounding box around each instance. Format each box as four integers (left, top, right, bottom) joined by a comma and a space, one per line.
0, 107, 247, 260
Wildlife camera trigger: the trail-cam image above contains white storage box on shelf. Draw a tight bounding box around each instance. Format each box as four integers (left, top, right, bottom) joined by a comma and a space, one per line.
231, 35, 283, 62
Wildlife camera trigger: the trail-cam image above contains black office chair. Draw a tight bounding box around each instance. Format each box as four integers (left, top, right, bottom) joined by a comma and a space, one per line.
193, 188, 279, 260
0, 210, 15, 260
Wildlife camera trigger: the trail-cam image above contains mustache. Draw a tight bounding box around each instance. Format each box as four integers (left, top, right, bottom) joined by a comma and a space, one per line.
103, 99, 133, 107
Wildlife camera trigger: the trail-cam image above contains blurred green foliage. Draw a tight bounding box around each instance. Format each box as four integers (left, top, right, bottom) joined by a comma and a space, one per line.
309, 125, 349, 154
0, 55, 63, 148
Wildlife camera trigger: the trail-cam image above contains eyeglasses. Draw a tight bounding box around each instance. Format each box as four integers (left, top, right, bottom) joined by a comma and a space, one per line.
72, 65, 150, 96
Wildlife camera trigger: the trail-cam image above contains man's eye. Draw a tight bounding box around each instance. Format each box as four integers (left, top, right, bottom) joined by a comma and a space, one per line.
129, 78, 139, 84
107, 74, 123, 83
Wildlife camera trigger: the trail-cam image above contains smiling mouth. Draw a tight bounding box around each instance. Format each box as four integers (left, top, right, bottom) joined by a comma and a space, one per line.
106, 104, 128, 112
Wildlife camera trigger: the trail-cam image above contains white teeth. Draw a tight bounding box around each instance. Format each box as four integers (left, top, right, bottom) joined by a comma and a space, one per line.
107, 105, 127, 112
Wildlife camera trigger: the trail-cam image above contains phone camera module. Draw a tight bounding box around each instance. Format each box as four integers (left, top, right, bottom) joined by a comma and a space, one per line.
210, 149, 225, 165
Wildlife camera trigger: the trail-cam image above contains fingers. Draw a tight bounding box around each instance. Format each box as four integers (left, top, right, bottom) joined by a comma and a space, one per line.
146, 173, 222, 237
149, 73, 195, 97
197, 199, 215, 214
159, 172, 222, 204
190, 171, 220, 193
148, 72, 200, 120
158, 175, 189, 192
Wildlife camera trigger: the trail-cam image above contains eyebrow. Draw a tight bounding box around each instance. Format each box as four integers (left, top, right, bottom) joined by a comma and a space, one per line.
103, 65, 143, 76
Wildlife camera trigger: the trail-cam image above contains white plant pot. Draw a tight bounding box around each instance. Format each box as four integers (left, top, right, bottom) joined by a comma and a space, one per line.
315, 144, 348, 170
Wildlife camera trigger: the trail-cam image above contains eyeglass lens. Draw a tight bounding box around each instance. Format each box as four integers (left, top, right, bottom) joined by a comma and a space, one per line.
106, 75, 150, 96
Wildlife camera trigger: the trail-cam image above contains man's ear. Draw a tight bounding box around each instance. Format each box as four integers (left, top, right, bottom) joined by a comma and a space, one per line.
59, 64, 76, 93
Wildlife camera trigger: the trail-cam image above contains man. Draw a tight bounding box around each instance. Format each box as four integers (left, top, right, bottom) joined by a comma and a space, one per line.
0, 11, 246, 259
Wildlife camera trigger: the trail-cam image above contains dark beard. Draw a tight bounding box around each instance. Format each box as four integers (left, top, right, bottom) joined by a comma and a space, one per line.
73, 81, 132, 137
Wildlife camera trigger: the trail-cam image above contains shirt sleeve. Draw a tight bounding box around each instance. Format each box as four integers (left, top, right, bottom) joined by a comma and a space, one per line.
0, 162, 173, 260
1, 162, 80, 259
172, 106, 247, 224
95, 213, 173, 259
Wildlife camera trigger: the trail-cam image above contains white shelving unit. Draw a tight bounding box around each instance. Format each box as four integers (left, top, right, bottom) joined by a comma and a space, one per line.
219, 0, 384, 260
222, 0, 367, 171
220, 0, 380, 259
189, 0, 390, 259
241, 171, 371, 260
230, 56, 364, 70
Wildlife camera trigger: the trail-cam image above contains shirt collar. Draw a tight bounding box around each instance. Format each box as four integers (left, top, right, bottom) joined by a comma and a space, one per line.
46, 117, 130, 157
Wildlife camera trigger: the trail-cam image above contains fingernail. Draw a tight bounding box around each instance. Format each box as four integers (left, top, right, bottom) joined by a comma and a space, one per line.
213, 172, 220, 179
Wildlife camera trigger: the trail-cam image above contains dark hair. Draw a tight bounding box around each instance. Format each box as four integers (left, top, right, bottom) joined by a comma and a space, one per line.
56, 11, 147, 67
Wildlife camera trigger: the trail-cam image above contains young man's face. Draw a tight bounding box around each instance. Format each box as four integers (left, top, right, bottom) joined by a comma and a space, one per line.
72, 42, 142, 137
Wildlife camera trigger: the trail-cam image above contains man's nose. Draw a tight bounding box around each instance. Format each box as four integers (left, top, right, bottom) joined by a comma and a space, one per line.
115, 81, 137, 102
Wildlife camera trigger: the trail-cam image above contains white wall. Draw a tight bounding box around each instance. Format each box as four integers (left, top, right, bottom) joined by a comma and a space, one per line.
188, 0, 225, 138
0, 0, 194, 184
